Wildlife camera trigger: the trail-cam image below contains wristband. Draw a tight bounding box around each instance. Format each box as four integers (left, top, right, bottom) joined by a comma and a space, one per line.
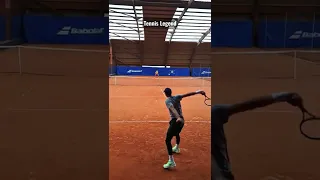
272, 92, 290, 101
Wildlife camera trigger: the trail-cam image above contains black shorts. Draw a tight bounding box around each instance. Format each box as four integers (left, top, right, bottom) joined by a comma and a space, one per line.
167, 118, 184, 137
211, 105, 234, 180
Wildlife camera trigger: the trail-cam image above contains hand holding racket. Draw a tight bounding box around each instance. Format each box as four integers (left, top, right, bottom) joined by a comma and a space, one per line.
285, 93, 303, 108
286, 93, 320, 140
196, 90, 211, 106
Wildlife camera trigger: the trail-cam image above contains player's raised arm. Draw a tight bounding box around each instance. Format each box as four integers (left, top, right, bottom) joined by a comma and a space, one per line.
228, 92, 303, 116
181, 90, 206, 98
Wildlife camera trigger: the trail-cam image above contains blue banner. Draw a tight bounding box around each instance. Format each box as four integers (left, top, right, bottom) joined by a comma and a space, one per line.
258, 20, 320, 48
12, 16, 22, 39
116, 66, 190, 76
0, 16, 23, 41
142, 67, 190, 76
24, 15, 109, 44
192, 67, 211, 77
211, 21, 253, 47
117, 66, 143, 76
0, 16, 5, 41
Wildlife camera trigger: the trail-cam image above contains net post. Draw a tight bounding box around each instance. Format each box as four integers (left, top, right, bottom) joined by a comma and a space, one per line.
312, 12, 315, 49
200, 63, 204, 87
18, 46, 22, 75
284, 12, 287, 48
293, 51, 297, 80
264, 15, 267, 47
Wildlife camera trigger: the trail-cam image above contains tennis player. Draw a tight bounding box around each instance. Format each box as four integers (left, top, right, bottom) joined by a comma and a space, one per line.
162, 88, 206, 169
155, 70, 159, 76
212, 92, 303, 180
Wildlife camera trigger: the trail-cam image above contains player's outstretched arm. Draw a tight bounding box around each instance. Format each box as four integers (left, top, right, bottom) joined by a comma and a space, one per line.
181, 90, 205, 98
228, 92, 303, 116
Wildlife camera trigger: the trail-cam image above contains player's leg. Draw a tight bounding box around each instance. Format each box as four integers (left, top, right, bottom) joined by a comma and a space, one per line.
173, 121, 184, 153
163, 119, 178, 168
172, 134, 180, 153
211, 105, 234, 180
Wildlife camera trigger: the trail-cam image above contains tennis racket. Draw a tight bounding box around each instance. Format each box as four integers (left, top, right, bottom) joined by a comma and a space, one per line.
299, 106, 320, 140
203, 94, 211, 106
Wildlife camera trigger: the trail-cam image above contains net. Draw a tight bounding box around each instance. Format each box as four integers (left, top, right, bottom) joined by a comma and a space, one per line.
295, 50, 320, 78
211, 50, 320, 80
0, 46, 20, 74
0, 45, 109, 77
109, 76, 211, 87
212, 50, 296, 80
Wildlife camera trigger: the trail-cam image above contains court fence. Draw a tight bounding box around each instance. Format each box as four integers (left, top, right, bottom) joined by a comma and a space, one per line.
0, 45, 109, 77
211, 50, 320, 80
212, 13, 320, 48
114, 66, 211, 77
109, 76, 211, 87
1, 46, 320, 80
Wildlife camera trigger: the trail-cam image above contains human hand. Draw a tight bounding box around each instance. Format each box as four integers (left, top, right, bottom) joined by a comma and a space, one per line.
196, 90, 206, 96
287, 93, 303, 108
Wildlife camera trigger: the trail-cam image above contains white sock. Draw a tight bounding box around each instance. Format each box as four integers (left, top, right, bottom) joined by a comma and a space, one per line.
169, 155, 174, 161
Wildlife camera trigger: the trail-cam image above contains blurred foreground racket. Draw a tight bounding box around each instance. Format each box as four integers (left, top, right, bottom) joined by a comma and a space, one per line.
299, 106, 320, 140
203, 94, 211, 106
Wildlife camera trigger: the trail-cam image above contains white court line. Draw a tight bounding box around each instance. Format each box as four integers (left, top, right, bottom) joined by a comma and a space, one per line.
110, 96, 163, 98
109, 94, 211, 98
109, 120, 210, 123
6, 108, 108, 111
296, 57, 320, 65
6, 108, 299, 114
253, 110, 298, 113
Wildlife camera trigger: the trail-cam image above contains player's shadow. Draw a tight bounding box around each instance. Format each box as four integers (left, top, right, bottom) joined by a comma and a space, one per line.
164, 168, 177, 171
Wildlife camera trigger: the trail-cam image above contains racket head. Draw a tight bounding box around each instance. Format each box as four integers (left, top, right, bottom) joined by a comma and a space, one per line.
204, 94, 211, 106
300, 108, 320, 140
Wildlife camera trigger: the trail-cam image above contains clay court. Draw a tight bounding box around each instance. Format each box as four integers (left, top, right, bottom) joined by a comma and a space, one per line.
0, 45, 109, 180
109, 1, 211, 179
109, 77, 211, 180
210, 0, 320, 178
212, 48, 320, 180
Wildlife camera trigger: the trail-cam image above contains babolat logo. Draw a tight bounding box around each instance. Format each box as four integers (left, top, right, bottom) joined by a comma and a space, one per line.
127, 70, 142, 73
57, 26, 104, 35
168, 70, 175, 75
201, 71, 211, 74
289, 30, 320, 39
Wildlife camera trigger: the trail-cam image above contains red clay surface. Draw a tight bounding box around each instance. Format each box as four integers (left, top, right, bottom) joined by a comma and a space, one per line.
2, 45, 320, 180
0, 45, 109, 180
109, 76, 211, 180
212, 50, 320, 180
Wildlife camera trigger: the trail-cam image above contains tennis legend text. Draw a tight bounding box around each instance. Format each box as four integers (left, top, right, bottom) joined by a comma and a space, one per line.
143, 20, 177, 28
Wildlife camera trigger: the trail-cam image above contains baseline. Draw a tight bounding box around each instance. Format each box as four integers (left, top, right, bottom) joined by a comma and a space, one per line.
6, 108, 300, 114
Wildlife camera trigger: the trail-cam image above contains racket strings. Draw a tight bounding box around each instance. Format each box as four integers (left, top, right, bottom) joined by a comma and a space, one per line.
204, 95, 211, 106
300, 108, 320, 140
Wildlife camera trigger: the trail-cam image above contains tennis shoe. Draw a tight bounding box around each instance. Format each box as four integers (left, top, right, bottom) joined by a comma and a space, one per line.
163, 160, 176, 169
172, 145, 180, 153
